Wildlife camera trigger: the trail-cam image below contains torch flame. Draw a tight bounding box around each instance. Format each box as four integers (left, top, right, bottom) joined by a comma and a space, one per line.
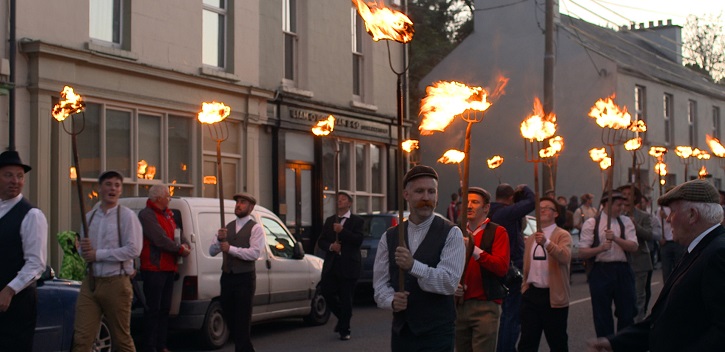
589, 147, 611, 170
401, 139, 419, 153
351, 0, 414, 43
588, 95, 631, 129
52, 86, 86, 122
674, 146, 693, 159
699, 165, 708, 177
624, 137, 642, 151
437, 149, 465, 164
693, 148, 710, 160
629, 120, 647, 133
70, 166, 77, 180
419, 81, 492, 135
487, 155, 504, 169
655, 161, 668, 176
311, 115, 336, 136
539, 136, 564, 158
198, 101, 230, 124
520, 97, 557, 141
648, 146, 668, 159
706, 134, 725, 157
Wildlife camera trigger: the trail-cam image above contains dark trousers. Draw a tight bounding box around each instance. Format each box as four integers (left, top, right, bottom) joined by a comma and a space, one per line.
518, 287, 569, 352
496, 284, 522, 352
141, 270, 175, 352
391, 323, 454, 352
320, 271, 357, 335
0, 285, 36, 352
220, 271, 256, 352
588, 262, 636, 337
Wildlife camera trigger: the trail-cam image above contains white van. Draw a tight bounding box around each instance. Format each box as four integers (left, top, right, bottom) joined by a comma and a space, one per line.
119, 197, 330, 349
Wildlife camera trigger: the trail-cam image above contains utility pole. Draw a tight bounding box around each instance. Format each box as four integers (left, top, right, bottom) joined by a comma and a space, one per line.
543, 0, 556, 194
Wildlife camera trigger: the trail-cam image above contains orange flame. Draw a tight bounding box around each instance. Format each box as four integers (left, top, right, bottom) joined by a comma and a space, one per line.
88, 190, 98, 200
706, 134, 725, 157
674, 146, 693, 159
487, 155, 504, 169
693, 148, 710, 160
629, 120, 647, 133
588, 95, 631, 129
648, 146, 668, 159
699, 165, 708, 177
52, 86, 86, 122
521, 98, 557, 141
624, 137, 642, 151
402, 139, 419, 153
311, 115, 336, 136
69, 166, 77, 180
203, 176, 217, 185
170, 180, 177, 197
437, 149, 465, 164
539, 136, 564, 158
589, 147, 611, 169
655, 161, 667, 176
198, 101, 230, 124
137, 160, 157, 180
351, 0, 414, 43
419, 81, 492, 135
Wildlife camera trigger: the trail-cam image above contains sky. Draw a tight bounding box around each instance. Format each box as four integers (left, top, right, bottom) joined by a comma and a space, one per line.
560, 0, 725, 29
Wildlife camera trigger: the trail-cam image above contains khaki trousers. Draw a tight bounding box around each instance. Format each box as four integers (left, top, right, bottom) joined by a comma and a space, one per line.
72, 275, 135, 352
455, 299, 501, 352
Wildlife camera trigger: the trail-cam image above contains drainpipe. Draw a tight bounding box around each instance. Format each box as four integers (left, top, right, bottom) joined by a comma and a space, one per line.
8, 0, 16, 150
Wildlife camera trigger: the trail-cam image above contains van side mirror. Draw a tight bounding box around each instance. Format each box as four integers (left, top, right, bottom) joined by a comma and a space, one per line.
292, 241, 305, 260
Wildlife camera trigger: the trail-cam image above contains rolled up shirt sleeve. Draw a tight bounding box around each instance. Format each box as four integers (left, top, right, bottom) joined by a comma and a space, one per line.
8, 209, 48, 293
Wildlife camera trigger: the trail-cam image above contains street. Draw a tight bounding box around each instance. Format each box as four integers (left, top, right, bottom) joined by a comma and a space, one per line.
164, 268, 664, 351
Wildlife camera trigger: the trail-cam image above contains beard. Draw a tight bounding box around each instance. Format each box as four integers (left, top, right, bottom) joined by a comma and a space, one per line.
236, 209, 250, 218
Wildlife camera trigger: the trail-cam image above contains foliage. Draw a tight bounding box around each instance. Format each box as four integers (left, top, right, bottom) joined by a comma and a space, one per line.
683, 14, 725, 82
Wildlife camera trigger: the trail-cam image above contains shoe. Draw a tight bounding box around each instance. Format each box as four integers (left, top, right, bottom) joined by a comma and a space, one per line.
340, 334, 351, 341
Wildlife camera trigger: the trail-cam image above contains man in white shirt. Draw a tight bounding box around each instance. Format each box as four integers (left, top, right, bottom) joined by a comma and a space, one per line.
0, 150, 48, 351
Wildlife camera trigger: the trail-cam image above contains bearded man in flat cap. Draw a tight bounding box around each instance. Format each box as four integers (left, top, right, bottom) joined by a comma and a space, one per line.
588, 179, 725, 352
373, 165, 465, 351
209, 192, 265, 352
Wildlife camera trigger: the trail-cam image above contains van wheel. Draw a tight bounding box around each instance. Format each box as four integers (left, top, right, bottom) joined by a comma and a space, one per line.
200, 301, 229, 349
92, 318, 112, 352
303, 284, 330, 325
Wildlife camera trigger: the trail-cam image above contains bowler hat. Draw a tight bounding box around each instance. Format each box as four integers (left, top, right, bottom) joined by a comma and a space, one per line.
657, 179, 719, 206
0, 150, 31, 172
233, 192, 257, 205
403, 165, 438, 187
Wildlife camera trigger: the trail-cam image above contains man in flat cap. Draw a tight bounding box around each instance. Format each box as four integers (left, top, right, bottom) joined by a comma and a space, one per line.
578, 190, 639, 338
373, 165, 465, 351
588, 179, 725, 352
0, 150, 47, 351
209, 192, 265, 352
455, 187, 510, 352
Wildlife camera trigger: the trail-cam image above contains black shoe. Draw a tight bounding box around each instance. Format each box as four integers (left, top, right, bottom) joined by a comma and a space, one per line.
340, 334, 351, 341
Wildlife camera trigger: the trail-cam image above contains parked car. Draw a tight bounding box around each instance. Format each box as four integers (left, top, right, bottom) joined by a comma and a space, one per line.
522, 215, 584, 272
34, 267, 112, 352
119, 197, 330, 349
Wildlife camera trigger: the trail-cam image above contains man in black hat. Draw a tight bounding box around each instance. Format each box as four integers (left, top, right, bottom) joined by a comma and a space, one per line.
0, 150, 48, 351
209, 192, 265, 352
588, 179, 725, 351
578, 190, 638, 338
373, 165, 465, 351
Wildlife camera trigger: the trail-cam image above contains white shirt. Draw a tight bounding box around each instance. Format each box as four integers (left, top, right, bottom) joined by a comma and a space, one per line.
579, 212, 637, 262
0, 194, 47, 293
209, 215, 265, 261
688, 224, 720, 253
662, 207, 674, 241
527, 223, 557, 288
373, 214, 465, 310
82, 204, 143, 277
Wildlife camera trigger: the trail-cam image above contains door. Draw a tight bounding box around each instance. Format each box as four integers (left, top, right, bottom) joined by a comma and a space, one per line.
285, 163, 313, 253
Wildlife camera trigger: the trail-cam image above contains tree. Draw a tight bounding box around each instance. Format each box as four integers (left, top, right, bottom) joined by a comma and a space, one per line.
683, 14, 725, 82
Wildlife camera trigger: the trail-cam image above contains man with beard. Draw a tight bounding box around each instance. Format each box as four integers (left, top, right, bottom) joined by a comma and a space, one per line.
209, 192, 265, 352
373, 165, 465, 351
455, 187, 510, 352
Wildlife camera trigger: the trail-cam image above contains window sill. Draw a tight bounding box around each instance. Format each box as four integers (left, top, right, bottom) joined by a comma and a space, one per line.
199, 67, 241, 82
281, 84, 314, 98
350, 100, 378, 112
86, 42, 139, 61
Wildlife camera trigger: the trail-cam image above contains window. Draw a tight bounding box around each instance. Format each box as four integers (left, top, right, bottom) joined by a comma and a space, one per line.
713, 106, 721, 140
322, 139, 386, 214
634, 85, 646, 139
283, 0, 297, 82
352, 7, 365, 97
203, 0, 227, 68
688, 100, 697, 146
262, 217, 297, 259
664, 94, 673, 145
90, 0, 123, 46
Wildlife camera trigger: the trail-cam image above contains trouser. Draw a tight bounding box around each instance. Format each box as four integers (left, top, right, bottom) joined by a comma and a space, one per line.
633, 271, 650, 323
518, 287, 568, 352
391, 323, 455, 352
220, 271, 256, 352
72, 275, 135, 352
660, 241, 685, 283
0, 285, 36, 352
141, 270, 175, 352
455, 299, 500, 352
588, 262, 636, 337
320, 271, 357, 335
496, 285, 521, 352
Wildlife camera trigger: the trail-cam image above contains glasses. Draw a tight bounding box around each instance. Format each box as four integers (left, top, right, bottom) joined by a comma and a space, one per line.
540, 207, 557, 213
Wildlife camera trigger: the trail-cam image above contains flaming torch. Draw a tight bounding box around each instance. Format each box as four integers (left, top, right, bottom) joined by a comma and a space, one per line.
693, 149, 711, 179
487, 155, 504, 184
311, 115, 340, 242
649, 146, 669, 230
437, 149, 465, 185
674, 146, 695, 181
402, 139, 420, 166
706, 134, 725, 173
198, 101, 231, 228
589, 147, 611, 191
540, 136, 564, 193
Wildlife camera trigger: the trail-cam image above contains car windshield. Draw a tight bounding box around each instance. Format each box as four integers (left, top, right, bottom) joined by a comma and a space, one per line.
361, 215, 394, 240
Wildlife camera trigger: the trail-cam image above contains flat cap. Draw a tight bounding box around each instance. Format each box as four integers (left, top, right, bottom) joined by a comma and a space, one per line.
468, 187, 491, 203
403, 165, 438, 187
233, 192, 257, 205
98, 170, 124, 183
600, 190, 626, 204
657, 179, 719, 206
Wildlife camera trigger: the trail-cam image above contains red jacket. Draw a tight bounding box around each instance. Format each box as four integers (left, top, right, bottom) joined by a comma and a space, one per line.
463, 219, 510, 303
139, 199, 187, 272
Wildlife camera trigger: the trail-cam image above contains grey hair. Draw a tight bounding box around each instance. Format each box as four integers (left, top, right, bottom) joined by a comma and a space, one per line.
148, 184, 170, 200
684, 201, 724, 225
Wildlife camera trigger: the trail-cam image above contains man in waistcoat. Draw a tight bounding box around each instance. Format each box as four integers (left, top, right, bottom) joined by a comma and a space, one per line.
372, 165, 465, 351
209, 192, 265, 352
0, 150, 48, 352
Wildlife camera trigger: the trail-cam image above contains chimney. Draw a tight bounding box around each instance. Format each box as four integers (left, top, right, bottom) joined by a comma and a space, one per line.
639, 23, 645, 29
649, 21, 654, 28
658, 20, 663, 26
667, 19, 672, 25
634, 19, 682, 64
